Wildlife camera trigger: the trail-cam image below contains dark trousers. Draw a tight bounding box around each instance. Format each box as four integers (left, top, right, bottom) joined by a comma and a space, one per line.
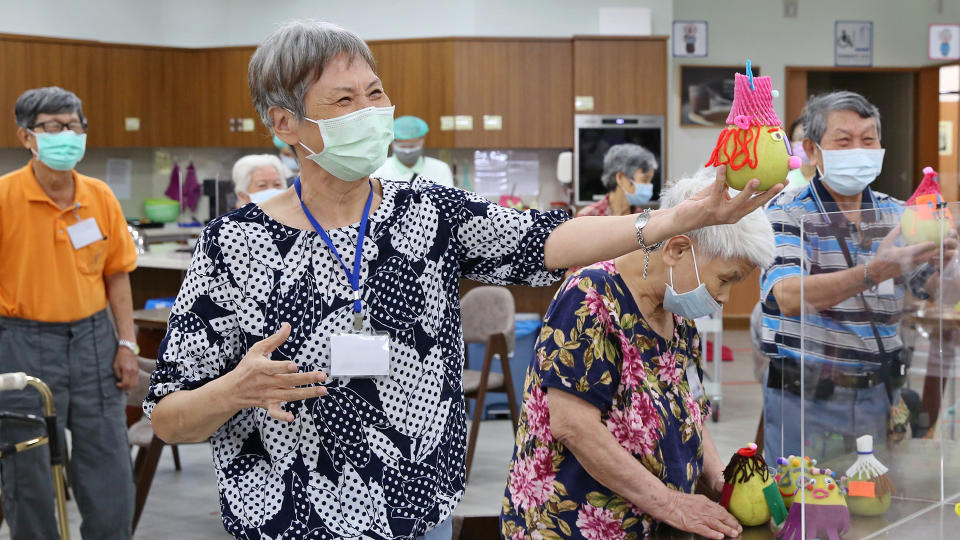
0, 311, 134, 540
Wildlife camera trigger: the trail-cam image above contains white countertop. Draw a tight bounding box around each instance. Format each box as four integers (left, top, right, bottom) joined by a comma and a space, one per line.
136, 251, 193, 271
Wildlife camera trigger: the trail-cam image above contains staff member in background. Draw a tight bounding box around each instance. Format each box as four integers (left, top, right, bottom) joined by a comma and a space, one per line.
273, 133, 300, 184
0, 86, 137, 539
144, 20, 783, 540
233, 153, 288, 207
372, 115, 454, 186
578, 143, 658, 217
760, 91, 954, 462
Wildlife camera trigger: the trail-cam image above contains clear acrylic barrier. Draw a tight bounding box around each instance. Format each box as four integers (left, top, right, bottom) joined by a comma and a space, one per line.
766, 202, 960, 539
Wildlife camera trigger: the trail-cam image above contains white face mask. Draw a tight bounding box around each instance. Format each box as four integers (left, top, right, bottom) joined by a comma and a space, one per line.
817, 144, 885, 196
249, 188, 285, 204
662, 244, 722, 320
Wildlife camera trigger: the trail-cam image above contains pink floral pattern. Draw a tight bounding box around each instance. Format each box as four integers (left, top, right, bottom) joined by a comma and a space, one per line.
576, 505, 626, 540
607, 393, 661, 455
502, 261, 710, 540
508, 446, 556, 511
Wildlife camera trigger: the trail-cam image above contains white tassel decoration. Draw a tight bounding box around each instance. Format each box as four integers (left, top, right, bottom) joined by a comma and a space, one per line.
845, 435, 888, 479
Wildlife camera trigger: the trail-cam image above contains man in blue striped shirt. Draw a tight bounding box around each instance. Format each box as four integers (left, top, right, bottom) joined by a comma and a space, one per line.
760, 91, 952, 463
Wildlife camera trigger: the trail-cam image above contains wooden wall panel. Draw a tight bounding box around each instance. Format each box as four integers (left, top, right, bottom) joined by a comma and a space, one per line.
573, 37, 668, 115
916, 65, 941, 191
453, 39, 572, 149
785, 67, 808, 128
368, 40, 455, 148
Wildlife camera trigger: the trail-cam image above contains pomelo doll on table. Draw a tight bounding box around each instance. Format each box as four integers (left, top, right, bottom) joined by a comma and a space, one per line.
719, 443, 788, 530
705, 60, 802, 191
901, 166, 955, 246
776, 465, 850, 540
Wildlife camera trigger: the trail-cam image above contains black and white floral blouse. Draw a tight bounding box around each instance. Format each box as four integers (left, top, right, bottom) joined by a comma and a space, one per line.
143, 178, 569, 540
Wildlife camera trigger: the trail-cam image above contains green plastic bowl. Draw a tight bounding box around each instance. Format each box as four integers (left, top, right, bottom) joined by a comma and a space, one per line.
143, 197, 180, 223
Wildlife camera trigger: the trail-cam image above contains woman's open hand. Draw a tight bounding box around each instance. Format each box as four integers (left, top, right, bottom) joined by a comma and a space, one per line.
227, 323, 327, 422
654, 490, 742, 539
685, 167, 784, 228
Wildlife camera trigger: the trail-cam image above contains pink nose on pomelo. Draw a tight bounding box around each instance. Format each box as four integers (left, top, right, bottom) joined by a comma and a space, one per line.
788, 156, 802, 170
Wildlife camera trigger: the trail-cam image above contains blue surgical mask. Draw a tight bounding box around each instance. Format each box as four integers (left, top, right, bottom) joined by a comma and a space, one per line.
249, 188, 285, 204
297, 106, 395, 182
662, 244, 721, 320
626, 182, 654, 205
817, 144, 885, 196
30, 131, 86, 171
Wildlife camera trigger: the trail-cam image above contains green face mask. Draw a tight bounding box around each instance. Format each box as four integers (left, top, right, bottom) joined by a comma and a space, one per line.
297, 106, 395, 181
31, 131, 87, 171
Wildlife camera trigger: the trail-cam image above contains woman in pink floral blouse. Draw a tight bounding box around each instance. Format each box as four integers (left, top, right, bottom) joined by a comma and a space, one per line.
501, 169, 777, 540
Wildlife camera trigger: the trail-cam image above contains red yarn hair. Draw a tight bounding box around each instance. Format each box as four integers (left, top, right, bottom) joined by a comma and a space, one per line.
705, 125, 761, 170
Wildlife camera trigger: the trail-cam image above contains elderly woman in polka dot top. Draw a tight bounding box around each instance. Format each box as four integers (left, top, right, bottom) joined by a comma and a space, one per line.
143, 20, 783, 540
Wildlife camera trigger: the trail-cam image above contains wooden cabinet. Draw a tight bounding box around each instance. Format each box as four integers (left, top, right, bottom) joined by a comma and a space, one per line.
573, 36, 668, 116
0, 34, 668, 151
368, 39, 455, 148
452, 39, 572, 149
369, 38, 574, 149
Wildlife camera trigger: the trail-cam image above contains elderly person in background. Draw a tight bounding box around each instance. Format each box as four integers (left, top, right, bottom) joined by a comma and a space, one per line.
578, 143, 658, 217
0, 86, 137, 539
501, 168, 773, 540
761, 91, 954, 462
784, 119, 816, 190
372, 115, 454, 186
144, 20, 782, 540
232, 153, 288, 207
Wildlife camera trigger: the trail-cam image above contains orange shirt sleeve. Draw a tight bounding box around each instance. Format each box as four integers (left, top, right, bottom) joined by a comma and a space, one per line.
102, 187, 137, 276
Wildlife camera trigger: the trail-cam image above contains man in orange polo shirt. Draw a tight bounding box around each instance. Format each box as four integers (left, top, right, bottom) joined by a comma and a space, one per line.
0, 87, 137, 539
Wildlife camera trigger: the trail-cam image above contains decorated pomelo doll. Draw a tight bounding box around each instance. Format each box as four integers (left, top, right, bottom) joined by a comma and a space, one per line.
774, 455, 816, 508
705, 60, 801, 191
776, 466, 850, 540
844, 435, 894, 516
902, 166, 954, 245
719, 443, 788, 528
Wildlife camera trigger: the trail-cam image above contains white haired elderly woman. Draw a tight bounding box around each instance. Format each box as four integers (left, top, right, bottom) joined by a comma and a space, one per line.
501, 169, 776, 540
578, 143, 659, 217
144, 20, 782, 540
232, 153, 288, 207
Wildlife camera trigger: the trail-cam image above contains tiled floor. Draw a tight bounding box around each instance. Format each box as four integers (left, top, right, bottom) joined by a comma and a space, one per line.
1, 330, 956, 538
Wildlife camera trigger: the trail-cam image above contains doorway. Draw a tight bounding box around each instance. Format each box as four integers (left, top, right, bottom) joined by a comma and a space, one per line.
786, 66, 945, 201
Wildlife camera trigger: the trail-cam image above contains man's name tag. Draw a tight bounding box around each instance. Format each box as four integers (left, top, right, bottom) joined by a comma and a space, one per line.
877, 279, 895, 296
686, 365, 704, 400
67, 218, 103, 250
329, 333, 390, 378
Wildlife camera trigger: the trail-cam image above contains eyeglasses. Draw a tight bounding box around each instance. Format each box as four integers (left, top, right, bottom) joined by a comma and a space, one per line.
30, 120, 87, 134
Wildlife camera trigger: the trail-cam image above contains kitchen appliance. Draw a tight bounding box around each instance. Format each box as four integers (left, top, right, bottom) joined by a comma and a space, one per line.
574, 114, 665, 206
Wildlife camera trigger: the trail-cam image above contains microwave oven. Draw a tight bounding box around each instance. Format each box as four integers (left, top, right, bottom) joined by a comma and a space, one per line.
574, 114, 665, 206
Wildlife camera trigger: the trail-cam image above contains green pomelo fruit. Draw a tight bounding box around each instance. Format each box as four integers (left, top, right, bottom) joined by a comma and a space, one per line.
901, 206, 949, 246
728, 476, 773, 526
723, 133, 791, 191
847, 492, 892, 516
846, 472, 892, 516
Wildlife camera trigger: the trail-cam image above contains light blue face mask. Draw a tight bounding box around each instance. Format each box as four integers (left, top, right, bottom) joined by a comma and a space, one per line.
30, 130, 86, 171
816, 144, 885, 196
662, 244, 722, 320
626, 182, 654, 205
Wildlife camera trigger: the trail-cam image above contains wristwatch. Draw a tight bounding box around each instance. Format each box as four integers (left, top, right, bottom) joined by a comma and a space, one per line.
118, 339, 140, 355
862, 261, 876, 290
634, 209, 663, 279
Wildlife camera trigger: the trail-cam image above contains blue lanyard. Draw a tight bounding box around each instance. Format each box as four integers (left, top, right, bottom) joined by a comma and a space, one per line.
294, 178, 374, 328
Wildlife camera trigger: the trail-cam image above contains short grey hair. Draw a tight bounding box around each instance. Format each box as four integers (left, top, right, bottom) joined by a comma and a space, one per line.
232, 154, 286, 194
600, 143, 658, 192
659, 168, 775, 269
248, 20, 376, 128
800, 91, 881, 144
14, 86, 86, 129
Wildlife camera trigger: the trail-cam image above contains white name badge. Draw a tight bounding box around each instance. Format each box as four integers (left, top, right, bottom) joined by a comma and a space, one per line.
877, 279, 895, 296
67, 218, 103, 250
686, 364, 704, 400
329, 333, 390, 378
